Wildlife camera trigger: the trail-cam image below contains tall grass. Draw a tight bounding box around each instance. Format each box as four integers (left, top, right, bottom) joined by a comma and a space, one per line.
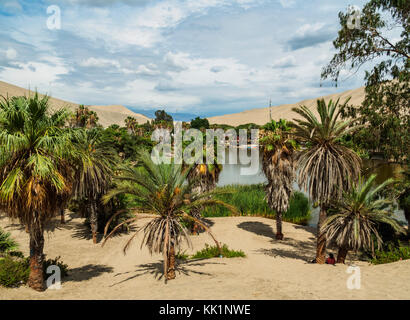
202, 184, 311, 225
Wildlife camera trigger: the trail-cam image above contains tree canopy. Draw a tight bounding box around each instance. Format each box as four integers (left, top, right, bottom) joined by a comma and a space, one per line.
322, 0, 409, 162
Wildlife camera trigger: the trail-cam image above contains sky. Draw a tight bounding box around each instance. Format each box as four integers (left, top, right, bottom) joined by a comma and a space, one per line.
0, 0, 369, 118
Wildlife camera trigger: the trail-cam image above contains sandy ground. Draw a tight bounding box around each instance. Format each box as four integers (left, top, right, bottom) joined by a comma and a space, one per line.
1, 214, 409, 300
208, 87, 365, 126
0, 80, 150, 127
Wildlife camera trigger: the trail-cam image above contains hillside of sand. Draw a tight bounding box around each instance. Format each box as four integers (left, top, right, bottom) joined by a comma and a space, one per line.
208, 87, 366, 126
0, 81, 150, 127
1, 214, 409, 300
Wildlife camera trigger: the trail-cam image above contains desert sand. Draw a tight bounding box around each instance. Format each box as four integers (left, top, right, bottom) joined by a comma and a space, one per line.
0, 81, 150, 127
208, 87, 366, 126
1, 214, 409, 300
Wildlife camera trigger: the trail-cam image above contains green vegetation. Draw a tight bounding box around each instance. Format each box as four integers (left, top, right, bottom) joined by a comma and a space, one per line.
260, 119, 299, 239
292, 98, 362, 263
371, 243, 410, 265
43, 256, 69, 278
323, 174, 406, 263
202, 184, 311, 225
0, 228, 22, 257
191, 244, 246, 259
154, 109, 173, 123
102, 151, 236, 280
322, 0, 409, 163
190, 117, 210, 130
0, 230, 69, 288
0, 256, 30, 288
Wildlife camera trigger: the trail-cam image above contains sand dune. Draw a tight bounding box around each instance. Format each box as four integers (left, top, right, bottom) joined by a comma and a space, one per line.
208, 87, 366, 126
0, 81, 150, 127
1, 214, 409, 300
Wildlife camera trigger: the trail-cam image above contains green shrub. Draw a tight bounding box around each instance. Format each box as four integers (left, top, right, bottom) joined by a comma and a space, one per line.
175, 251, 189, 260
0, 254, 69, 288
191, 244, 245, 259
0, 228, 20, 255
0, 256, 30, 288
201, 184, 311, 225
371, 243, 410, 265
43, 256, 69, 277
284, 191, 312, 225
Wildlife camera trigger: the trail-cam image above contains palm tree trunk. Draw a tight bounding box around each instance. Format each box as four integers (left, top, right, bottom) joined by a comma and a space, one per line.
275, 211, 284, 240
90, 202, 98, 244
60, 208, 65, 224
337, 246, 349, 264
167, 245, 176, 280
28, 218, 45, 291
315, 207, 327, 264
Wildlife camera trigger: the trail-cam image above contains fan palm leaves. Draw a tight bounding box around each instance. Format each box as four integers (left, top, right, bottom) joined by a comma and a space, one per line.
71, 128, 118, 243
322, 174, 406, 263
260, 119, 299, 240
102, 151, 236, 280
125, 116, 138, 135
186, 139, 223, 234
291, 98, 362, 263
0, 93, 75, 291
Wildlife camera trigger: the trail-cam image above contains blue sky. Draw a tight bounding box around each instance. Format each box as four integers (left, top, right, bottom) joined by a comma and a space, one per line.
0, 0, 368, 117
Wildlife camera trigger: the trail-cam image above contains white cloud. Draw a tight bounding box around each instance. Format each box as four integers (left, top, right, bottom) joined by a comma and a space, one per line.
2, 0, 22, 13
135, 63, 160, 76
295, 23, 326, 37
271, 56, 296, 68
79, 57, 121, 68
278, 0, 296, 8
0, 57, 70, 90
5, 48, 17, 60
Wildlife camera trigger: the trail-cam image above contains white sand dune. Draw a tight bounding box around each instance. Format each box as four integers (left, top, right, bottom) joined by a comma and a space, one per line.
1, 214, 409, 300
0, 81, 150, 127
208, 87, 366, 126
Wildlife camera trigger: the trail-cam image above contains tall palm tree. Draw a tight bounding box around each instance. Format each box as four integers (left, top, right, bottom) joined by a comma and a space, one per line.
72, 128, 117, 244
292, 98, 362, 263
0, 94, 74, 291
322, 174, 405, 263
102, 151, 236, 280
260, 119, 298, 240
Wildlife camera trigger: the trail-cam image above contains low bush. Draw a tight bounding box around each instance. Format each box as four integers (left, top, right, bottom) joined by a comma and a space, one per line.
371, 242, 410, 265
0, 228, 22, 257
0, 256, 29, 288
191, 244, 245, 259
43, 256, 70, 277
201, 184, 311, 225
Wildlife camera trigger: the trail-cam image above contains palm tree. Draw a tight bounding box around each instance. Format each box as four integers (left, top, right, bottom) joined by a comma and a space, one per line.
125, 116, 138, 135
71, 105, 99, 128
322, 174, 405, 263
102, 151, 236, 280
0, 94, 75, 291
292, 98, 362, 263
260, 119, 298, 240
72, 128, 117, 244
187, 158, 222, 234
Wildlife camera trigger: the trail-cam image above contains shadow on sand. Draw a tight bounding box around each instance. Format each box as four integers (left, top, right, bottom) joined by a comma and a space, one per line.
237, 221, 276, 239
237, 221, 316, 262
110, 259, 224, 286
64, 264, 114, 282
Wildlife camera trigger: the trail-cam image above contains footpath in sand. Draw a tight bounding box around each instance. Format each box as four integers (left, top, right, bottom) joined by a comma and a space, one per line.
0, 215, 409, 300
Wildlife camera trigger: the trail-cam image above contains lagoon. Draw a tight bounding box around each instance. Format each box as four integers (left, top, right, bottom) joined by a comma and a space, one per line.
217, 149, 407, 227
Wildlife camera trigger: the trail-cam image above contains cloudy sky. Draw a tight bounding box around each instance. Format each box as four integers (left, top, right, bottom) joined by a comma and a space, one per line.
0, 0, 368, 117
